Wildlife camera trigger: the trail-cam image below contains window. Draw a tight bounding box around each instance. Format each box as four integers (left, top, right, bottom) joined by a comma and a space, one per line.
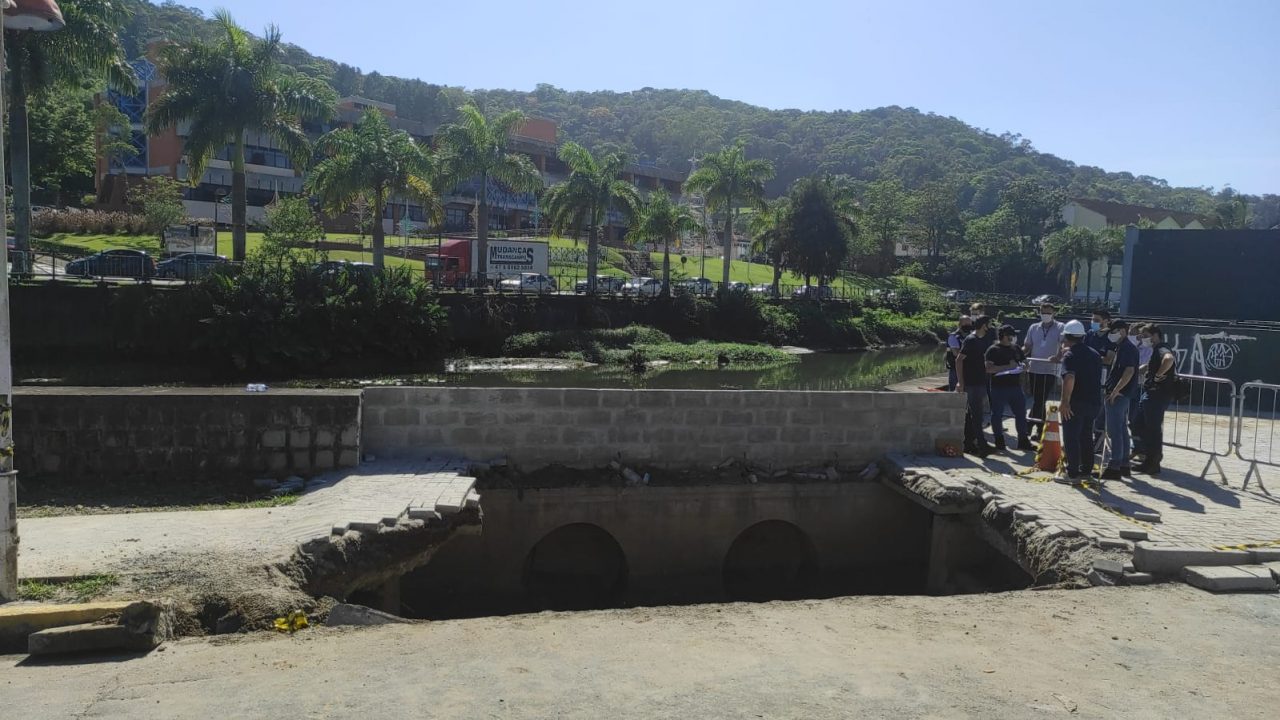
445, 207, 470, 230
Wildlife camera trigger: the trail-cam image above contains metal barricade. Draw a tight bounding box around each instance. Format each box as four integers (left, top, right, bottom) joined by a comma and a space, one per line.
1164, 374, 1238, 483
1022, 359, 1061, 427
1235, 382, 1279, 493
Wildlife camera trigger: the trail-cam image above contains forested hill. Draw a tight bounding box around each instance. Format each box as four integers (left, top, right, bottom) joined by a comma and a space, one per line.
122, 1, 1258, 218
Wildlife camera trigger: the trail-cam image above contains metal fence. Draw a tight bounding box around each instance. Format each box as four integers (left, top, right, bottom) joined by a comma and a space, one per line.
1163, 374, 1238, 482
1236, 382, 1280, 492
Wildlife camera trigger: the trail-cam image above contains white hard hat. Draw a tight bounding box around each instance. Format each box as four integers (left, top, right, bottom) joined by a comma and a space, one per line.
1063, 319, 1087, 336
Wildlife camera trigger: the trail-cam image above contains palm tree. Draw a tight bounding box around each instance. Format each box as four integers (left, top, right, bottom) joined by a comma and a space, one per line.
748, 197, 789, 298
685, 140, 775, 287
1099, 226, 1125, 306
6, 0, 137, 256
632, 191, 702, 297
541, 142, 639, 293
434, 103, 543, 279
147, 10, 336, 261
307, 109, 440, 270
1041, 226, 1097, 298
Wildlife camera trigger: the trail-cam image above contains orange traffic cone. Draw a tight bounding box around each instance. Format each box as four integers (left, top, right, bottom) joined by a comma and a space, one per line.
1036, 402, 1064, 473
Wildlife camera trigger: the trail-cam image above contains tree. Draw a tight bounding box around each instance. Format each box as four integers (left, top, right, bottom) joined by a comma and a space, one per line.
435, 102, 543, 278
262, 196, 323, 258
307, 108, 439, 270
6, 0, 137, 254
748, 197, 789, 298
782, 177, 851, 287
147, 10, 336, 261
541, 142, 639, 292
685, 140, 775, 287
910, 181, 963, 258
127, 176, 187, 238
1042, 226, 1100, 297
1209, 195, 1250, 229
862, 178, 908, 275
999, 178, 1067, 252
1099, 226, 1125, 305
631, 191, 702, 297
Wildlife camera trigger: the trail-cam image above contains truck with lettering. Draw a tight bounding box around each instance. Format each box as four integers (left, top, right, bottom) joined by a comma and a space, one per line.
423, 238, 550, 289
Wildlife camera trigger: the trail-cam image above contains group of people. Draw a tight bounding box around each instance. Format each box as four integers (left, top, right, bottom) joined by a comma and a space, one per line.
946, 302, 1179, 483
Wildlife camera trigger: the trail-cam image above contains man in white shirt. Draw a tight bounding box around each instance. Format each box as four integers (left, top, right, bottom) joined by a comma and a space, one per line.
1023, 302, 1064, 437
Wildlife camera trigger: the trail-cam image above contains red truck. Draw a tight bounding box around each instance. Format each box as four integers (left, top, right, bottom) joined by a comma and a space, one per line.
424, 238, 550, 289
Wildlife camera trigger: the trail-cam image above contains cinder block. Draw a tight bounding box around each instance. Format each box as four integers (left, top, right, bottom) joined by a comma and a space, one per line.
267, 452, 289, 472
260, 430, 287, 448
780, 426, 812, 444
685, 409, 719, 425
1133, 545, 1253, 575
720, 410, 755, 426
1183, 565, 1278, 593
635, 392, 673, 408
563, 389, 600, 408
338, 449, 359, 467
383, 407, 420, 427
289, 429, 310, 447
291, 451, 312, 471
747, 427, 780, 443
314, 451, 335, 470
340, 426, 359, 446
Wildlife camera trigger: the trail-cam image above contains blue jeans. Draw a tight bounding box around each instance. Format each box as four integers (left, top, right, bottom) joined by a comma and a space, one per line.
1134, 391, 1172, 465
989, 385, 1029, 444
963, 385, 989, 448
1104, 395, 1132, 469
947, 367, 958, 392
1063, 402, 1101, 475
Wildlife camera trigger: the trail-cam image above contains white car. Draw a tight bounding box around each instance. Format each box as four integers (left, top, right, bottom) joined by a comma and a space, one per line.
622, 277, 662, 297
498, 273, 558, 293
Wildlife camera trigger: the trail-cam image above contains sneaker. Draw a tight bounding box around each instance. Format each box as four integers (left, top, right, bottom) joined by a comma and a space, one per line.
964, 445, 992, 458
1134, 462, 1162, 476
1100, 467, 1125, 481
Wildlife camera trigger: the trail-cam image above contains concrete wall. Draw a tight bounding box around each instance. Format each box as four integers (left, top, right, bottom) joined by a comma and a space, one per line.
13, 388, 362, 482
403, 481, 934, 615
362, 387, 964, 469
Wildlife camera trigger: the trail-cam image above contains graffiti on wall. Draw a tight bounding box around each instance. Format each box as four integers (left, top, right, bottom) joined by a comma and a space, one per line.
1169, 331, 1257, 377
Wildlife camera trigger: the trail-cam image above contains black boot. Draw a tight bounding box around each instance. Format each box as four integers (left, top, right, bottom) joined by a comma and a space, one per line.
1015, 436, 1032, 451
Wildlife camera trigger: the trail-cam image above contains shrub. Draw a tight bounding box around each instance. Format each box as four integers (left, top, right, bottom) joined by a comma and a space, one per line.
127, 177, 188, 237
31, 208, 149, 237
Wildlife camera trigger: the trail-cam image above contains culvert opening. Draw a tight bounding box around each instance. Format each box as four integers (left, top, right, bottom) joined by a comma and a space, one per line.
397, 483, 1035, 620
521, 523, 628, 611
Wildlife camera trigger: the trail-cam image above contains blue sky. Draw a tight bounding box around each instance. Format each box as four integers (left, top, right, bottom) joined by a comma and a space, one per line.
184, 0, 1279, 195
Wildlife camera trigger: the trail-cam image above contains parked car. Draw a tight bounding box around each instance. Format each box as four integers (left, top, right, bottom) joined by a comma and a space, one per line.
793, 285, 834, 300
65, 249, 155, 279
749, 284, 778, 298
943, 289, 975, 302
679, 277, 715, 296
726, 281, 749, 293
574, 275, 626, 294
621, 277, 662, 297
155, 253, 229, 280
499, 272, 558, 293
1032, 294, 1065, 306
314, 260, 377, 278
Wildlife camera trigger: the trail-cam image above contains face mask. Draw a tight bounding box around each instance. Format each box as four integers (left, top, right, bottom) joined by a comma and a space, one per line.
959, 326, 972, 335
1141, 338, 1153, 348
1108, 331, 1123, 343
1041, 314, 1054, 323
1090, 321, 1101, 332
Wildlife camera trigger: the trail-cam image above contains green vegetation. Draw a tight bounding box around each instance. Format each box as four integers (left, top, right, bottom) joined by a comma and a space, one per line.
685, 140, 774, 286
630, 190, 703, 296
503, 325, 795, 366
18, 574, 119, 603
542, 142, 639, 291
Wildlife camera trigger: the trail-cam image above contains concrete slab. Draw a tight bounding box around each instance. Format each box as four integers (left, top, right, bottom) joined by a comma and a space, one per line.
1132, 545, 1252, 575
1264, 562, 1280, 582
1183, 565, 1279, 593
0, 601, 131, 644
27, 623, 146, 655
1250, 548, 1280, 563
326, 603, 410, 627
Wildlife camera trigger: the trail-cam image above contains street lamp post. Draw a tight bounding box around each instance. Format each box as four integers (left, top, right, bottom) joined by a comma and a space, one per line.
1, 0, 65, 602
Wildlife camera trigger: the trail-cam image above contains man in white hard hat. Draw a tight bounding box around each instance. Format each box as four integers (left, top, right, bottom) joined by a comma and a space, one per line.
1058, 319, 1104, 483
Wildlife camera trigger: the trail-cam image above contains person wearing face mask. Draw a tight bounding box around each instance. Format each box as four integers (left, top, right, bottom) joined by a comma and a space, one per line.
984, 325, 1032, 452
955, 316, 995, 457
1023, 302, 1064, 438
1084, 309, 1117, 443
945, 315, 972, 391
1100, 321, 1140, 479
1132, 324, 1177, 476
1057, 320, 1104, 483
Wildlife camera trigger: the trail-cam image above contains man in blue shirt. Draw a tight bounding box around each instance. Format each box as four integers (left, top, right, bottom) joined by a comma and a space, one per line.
1058, 320, 1104, 483
1100, 321, 1140, 480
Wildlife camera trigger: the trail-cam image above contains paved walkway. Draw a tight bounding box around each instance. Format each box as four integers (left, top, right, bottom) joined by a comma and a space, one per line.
18, 459, 477, 580
888, 410, 1280, 560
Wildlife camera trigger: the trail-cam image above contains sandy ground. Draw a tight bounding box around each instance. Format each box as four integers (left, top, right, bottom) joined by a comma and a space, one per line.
3, 585, 1278, 719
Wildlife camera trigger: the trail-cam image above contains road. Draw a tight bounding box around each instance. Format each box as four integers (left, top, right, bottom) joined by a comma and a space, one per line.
3, 585, 1277, 719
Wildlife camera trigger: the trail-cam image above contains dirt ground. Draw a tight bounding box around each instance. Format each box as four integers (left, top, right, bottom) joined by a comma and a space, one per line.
4, 585, 1277, 719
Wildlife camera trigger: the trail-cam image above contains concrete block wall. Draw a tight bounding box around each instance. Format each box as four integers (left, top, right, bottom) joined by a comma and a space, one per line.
363, 387, 964, 469
14, 388, 362, 482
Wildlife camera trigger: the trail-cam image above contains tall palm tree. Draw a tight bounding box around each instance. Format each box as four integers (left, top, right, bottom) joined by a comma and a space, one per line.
307, 109, 440, 271
1041, 226, 1096, 297
684, 140, 775, 287
147, 10, 336, 261
541, 142, 639, 293
1099, 226, 1125, 306
632, 191, 702, 297
434, 103, 543, 279
748, 197, 789, 298
6, 0, 137, 256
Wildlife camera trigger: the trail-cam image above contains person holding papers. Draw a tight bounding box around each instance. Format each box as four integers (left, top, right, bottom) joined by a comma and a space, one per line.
985, 324, 1032, 452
